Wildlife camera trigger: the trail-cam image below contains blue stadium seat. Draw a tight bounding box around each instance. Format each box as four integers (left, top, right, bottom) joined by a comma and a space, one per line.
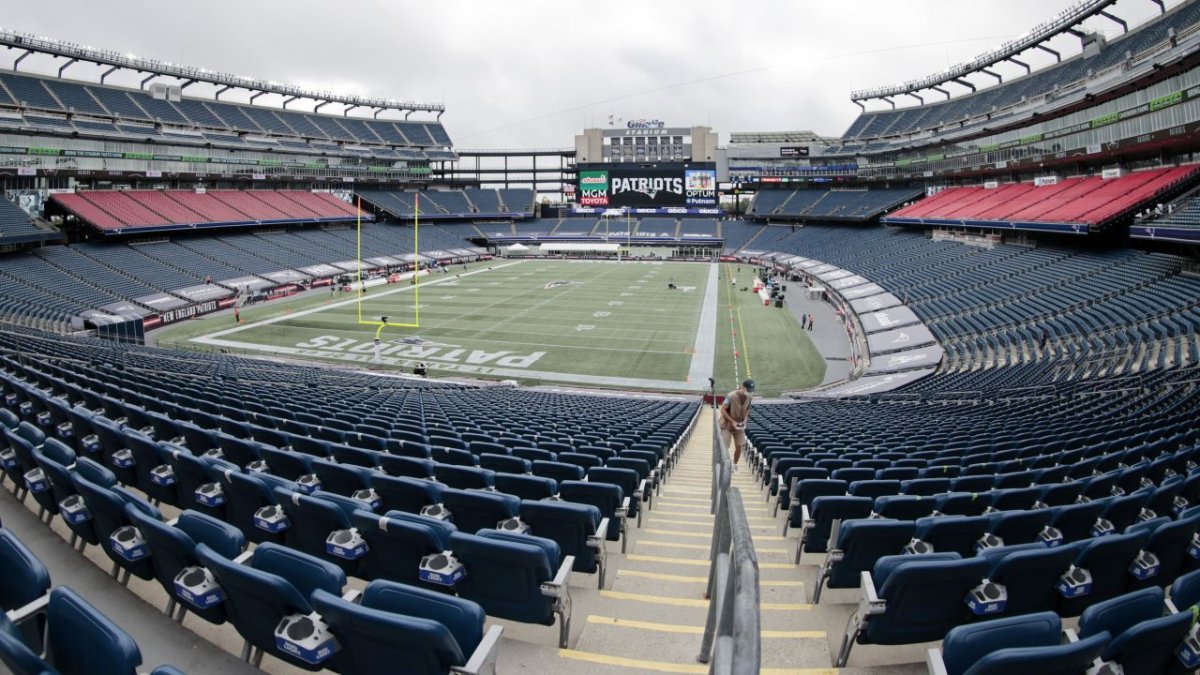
479, 453, 529, 475
794, 495, 873, 562
874, 494, 937, 521
372, 474, 443, 514
195, 541, 347, 670
520, 499, 607, 587
1172, 567, 1200, 611
836, 553, 988, 666
1078, 586, 1193, 674
559, 480, 626, 550
124, 507, 245, 625
433, 464, 495, 491
1058, 530, 1151, 617
0, 529, 50, 648
982, 543, 1079, 617
69, 473, 159, 584
378, 455, 434, 479
0, 586, 152, 675
929, 611, 1108, 675
311, 580, 502, 675
783, 479, 848, 533
813, 519, 915, 604
440, 488, 520, 536
494, 472, 556, 502
985, 509, 1053, 547
274, 488, 364, 576
914, 514, 992, 557
448, 530, 574, 647
351, 510, 455, 588
587, 467, 644, 527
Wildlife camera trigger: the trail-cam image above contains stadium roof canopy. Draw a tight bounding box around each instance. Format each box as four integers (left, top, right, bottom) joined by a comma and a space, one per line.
0, 28, 443, 117
849, 0, 1151, 104
729, 131, 833, 143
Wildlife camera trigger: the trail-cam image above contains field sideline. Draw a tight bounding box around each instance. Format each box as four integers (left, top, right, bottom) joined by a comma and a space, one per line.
156, 260, 826, 395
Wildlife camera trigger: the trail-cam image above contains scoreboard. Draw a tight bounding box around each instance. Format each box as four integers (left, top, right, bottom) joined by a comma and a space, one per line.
577, 163, 717, 209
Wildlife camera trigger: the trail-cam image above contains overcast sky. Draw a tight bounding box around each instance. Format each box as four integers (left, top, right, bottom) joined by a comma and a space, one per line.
1, 0, 1170, 148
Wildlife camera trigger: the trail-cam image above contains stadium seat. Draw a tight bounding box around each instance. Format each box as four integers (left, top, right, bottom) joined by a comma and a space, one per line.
378, 455, 434, 479
1058, 530, 1151, 617
927, 611, 1109, 675
587, 467, 644, 527
218, 470, 290, 545
372, 474, 443, 514
0, 529, 50, 648
813, 519, 915, 604
985, 509, 1053, 547
531, 460, 584, 485
914, 514, 992, 557
273, 488, 367, 575
559, 480, 626, 550
31, 446, 100, 549
494, 472, 556, 501
351, 510, 455, 588
794, 495, 873, 562
1077, 586, 1193, 674
69, 473, 159, 584
310, 580, 502, 675
1126, 511, 1200, 590
0, 586, 163, 675
123, 507, 246, 624
434, 464, 495, 491
520, 499, 608, 587
982, 543, 1079, 617
783, 479, 848, 534
440, 488, 520, 536
479, 453, 530, 475
195, 541, 347, 670
836, 553, 988, 666
873, 494, 937, 521
448, 530, 574, 647
1170, 567, 1200, 610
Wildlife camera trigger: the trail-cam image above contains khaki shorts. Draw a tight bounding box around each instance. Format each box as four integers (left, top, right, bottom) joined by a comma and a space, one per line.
720, 424, 746, 453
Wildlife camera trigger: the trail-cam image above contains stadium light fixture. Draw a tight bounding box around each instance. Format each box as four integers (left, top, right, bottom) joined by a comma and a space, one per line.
0, 28, 444, 115
850, 0, 1121, 102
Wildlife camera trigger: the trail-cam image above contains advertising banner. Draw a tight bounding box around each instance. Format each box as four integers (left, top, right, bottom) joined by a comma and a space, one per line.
579, 170, 609, 206
684, 169, 717, 206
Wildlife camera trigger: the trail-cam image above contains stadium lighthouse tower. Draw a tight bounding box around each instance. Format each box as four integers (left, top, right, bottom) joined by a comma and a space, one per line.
572, 122, 723, 217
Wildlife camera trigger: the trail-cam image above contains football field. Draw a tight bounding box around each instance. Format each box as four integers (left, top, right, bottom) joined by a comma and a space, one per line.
158, 260, 826, 395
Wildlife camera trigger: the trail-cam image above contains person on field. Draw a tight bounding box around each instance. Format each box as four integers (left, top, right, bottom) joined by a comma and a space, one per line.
719, 379, 755, 472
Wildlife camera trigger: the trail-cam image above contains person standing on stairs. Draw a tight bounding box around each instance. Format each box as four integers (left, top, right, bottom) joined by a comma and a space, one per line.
719, 379, 755, 472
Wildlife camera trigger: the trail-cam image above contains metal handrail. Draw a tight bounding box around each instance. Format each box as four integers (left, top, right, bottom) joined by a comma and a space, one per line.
698, 397, 761, 674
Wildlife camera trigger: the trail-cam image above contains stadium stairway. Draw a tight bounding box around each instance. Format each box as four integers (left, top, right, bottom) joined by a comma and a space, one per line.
552, 405, 831, 674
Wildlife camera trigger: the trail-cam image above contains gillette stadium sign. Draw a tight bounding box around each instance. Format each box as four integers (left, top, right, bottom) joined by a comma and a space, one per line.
626, 119, 666, 129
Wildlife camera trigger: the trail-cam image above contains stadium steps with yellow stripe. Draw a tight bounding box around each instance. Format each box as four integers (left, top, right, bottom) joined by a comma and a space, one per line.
550, 406, 836, 674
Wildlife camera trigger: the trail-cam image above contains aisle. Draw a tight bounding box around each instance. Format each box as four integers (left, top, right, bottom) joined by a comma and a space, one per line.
554, 406, 834, 674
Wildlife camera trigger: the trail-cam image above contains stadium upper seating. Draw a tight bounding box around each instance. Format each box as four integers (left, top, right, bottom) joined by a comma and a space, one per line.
836, 2, 1200, 146
0, 198, 56, 244
360, 189, 536, 220
0, 71, 454, 161
885, 168, 1199, 231
728, 221, 1200, 384
51, 190, 364, 234
748, 188, 922, 221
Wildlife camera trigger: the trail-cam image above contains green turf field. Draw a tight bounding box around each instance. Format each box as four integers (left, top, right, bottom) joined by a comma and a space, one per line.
154, 260, 826, 395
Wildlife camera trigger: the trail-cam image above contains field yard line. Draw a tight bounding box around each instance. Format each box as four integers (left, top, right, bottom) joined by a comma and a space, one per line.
192, 262, 524, 344
461, 260, 635, 341
686, 264, 718, 386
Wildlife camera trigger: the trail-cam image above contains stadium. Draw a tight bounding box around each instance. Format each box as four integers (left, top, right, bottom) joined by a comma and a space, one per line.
1, 0, 1200, 673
